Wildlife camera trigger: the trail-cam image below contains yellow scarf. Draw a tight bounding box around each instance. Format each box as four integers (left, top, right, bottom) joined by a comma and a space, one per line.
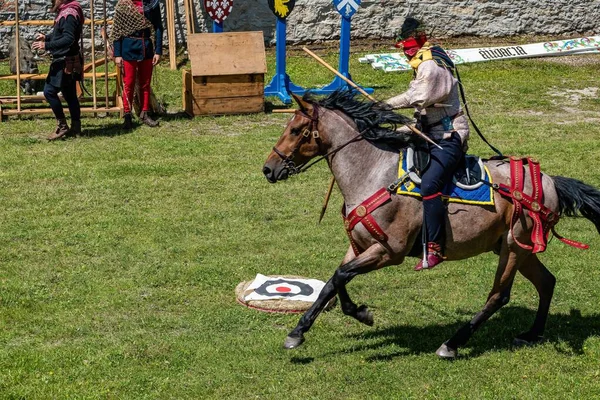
407, 42, 434, 70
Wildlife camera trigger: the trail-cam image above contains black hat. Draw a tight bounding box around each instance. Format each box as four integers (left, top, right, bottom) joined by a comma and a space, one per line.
397, 17, 424, 40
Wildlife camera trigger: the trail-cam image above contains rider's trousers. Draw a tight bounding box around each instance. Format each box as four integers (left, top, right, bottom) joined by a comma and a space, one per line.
420, 131, 464, 249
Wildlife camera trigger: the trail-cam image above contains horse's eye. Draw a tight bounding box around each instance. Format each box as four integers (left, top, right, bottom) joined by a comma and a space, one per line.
290, 127, 301, 136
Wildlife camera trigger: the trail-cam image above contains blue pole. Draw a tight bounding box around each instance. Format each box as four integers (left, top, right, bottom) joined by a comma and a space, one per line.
212, 21, 223, 33
264, 18, 306, 104
312, 15, 373, 95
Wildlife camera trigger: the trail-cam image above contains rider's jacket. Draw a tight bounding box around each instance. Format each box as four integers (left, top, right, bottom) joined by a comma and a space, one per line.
386, 44, 469, 146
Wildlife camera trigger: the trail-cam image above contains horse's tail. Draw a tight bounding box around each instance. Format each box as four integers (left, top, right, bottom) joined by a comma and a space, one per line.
552, 176, 600, 233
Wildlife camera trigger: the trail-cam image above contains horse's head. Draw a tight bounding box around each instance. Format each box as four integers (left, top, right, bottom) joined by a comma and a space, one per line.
263, 94, 324, 183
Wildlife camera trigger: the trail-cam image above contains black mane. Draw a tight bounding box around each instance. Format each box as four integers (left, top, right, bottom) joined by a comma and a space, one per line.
303, 89, 419, 148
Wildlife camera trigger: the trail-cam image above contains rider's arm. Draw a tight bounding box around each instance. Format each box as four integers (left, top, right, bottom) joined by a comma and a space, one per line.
386, 61, 453, 110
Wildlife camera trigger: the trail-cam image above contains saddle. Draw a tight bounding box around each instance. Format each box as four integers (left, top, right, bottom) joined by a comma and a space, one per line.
406, 144, 485, 190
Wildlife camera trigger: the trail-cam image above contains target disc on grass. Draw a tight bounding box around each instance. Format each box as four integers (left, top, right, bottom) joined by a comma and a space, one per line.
236, 275, 336, 313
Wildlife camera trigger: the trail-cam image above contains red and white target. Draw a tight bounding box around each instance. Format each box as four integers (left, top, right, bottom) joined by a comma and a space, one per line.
244, 274, 324, 302
203, 0, 233, 24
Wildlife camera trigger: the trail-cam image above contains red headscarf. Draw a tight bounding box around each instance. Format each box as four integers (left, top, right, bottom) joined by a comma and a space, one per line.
55, 0, 84, 24
395, 32, 428, 58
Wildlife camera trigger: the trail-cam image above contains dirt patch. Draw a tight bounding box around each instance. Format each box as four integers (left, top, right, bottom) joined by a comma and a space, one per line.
535, 53, 600, 67
548, 87, 599, 105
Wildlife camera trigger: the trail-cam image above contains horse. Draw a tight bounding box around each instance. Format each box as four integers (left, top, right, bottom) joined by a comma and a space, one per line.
262, 90, 600, 359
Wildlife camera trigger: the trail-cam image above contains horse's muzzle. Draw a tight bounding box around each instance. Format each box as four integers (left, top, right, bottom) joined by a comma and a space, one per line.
262, 164, 289, 183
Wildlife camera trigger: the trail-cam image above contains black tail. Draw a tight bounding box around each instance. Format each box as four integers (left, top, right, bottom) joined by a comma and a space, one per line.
552, 176, 600, 233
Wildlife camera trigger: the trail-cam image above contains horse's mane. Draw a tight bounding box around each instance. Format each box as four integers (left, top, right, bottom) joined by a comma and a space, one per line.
303, 89, 419, 149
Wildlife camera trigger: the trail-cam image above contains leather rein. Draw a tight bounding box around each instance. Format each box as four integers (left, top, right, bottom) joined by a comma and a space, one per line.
272, 106, 366, 176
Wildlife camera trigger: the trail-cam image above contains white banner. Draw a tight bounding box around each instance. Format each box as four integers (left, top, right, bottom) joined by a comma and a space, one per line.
244, 274, 326, 302
359, 36, 600, 72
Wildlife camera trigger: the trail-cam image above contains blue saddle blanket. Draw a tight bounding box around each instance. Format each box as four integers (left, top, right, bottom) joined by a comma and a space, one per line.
397, 150, 495, 206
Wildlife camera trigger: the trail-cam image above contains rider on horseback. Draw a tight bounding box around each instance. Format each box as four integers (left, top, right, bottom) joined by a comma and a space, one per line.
385, 18, 470, 271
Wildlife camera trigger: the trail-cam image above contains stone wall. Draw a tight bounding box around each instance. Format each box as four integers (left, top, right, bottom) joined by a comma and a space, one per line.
1, 0, 599, 56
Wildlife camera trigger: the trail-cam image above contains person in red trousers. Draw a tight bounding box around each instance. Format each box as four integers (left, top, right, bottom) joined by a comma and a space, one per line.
112, 0, 163, 129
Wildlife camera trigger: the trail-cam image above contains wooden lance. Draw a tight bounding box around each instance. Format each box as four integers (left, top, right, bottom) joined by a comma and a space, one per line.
302, 46, 443, 150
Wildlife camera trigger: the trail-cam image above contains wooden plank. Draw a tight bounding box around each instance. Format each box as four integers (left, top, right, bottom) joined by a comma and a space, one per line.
0, 72, 118, 80
0, 19, 113, 26
191, 74, 264, 99
188, 32, 267, 76
2, 107, 122, 116
166, 0, 177, 70
191, 96, 264, 115
0, 96, 104, 105
183, 0, 192, 36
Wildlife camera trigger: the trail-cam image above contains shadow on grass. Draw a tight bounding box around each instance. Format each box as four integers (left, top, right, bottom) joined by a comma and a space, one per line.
157, 111, 193, 121
81, 122, 131, 138
330, 306, 600, 361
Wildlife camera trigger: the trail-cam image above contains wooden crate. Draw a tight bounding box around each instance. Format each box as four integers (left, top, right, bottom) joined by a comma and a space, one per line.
183, 32, 267, 116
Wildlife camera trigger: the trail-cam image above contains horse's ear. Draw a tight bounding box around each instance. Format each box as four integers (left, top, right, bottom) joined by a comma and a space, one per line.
292, 93, 314, 114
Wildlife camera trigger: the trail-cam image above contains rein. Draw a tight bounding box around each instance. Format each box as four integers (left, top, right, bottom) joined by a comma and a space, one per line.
272, 106, 367, 176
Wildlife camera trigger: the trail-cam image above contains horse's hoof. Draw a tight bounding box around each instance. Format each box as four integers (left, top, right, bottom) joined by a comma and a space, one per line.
283, 335, 305, 350
356, 305, 374, 326
513, 335, 545, 347
436, 343, 458, 360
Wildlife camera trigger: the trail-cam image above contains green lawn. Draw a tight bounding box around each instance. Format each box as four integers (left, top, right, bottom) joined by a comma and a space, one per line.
1, 41, 600, 399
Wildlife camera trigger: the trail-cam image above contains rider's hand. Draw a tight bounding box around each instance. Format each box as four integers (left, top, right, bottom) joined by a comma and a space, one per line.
377, 102, 395, 111
114, 57, 123, 68
34, 33, 45, 41
152, 54, 161, 66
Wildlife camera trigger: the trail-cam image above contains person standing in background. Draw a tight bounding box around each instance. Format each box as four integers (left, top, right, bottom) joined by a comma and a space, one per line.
112, 0, 163, 129
32, 0, 84, 141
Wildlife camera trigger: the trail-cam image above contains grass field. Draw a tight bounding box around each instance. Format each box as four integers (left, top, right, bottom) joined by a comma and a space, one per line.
1, 39, 600, 399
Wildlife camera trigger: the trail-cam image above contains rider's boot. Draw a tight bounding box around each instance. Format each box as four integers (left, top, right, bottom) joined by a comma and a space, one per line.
414, 242, 445, 271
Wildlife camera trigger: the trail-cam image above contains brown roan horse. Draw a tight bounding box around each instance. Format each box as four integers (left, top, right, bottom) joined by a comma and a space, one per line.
262, 90, 600, 359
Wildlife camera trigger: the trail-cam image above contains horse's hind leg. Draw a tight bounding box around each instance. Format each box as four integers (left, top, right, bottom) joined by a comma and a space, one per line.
514, 254, 556, 346
283, 244, 389, 349
438, 239, 522, 359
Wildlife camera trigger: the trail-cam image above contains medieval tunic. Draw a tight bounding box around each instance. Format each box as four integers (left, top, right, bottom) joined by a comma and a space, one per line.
112, 0, 163, 114
44, 5, 83, 87
43, 0, 83, 125
387, 58, 469, 145
113, 2, 163, 61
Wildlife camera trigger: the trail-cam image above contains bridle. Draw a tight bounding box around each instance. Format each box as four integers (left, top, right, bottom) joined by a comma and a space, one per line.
272, 107, 321, 175
272, 105, 366, 176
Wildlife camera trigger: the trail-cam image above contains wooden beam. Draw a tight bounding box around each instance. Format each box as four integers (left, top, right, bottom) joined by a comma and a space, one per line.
166, 0, 177, 70
0, 19, 113, 26
183, 0, 192, 36
15, 4, 21, 112
90, 0, 98, 110
103, 0, 109, 108
2, 107, 122, 116
0, 72, 118, 80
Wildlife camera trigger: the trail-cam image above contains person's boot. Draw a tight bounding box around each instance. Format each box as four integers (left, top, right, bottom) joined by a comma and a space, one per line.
414, 242, 445, 271
47, 118, 70, 141
123, 112, 133, 130
139, 110, 159, 127
69, 120, 82, 137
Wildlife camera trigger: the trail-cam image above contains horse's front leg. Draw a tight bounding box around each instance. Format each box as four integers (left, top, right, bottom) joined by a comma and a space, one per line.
283, 243, 392, 350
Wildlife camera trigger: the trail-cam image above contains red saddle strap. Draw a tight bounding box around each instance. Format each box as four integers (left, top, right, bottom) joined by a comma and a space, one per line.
342, 188, 391, 256
498, 156, 588, 252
